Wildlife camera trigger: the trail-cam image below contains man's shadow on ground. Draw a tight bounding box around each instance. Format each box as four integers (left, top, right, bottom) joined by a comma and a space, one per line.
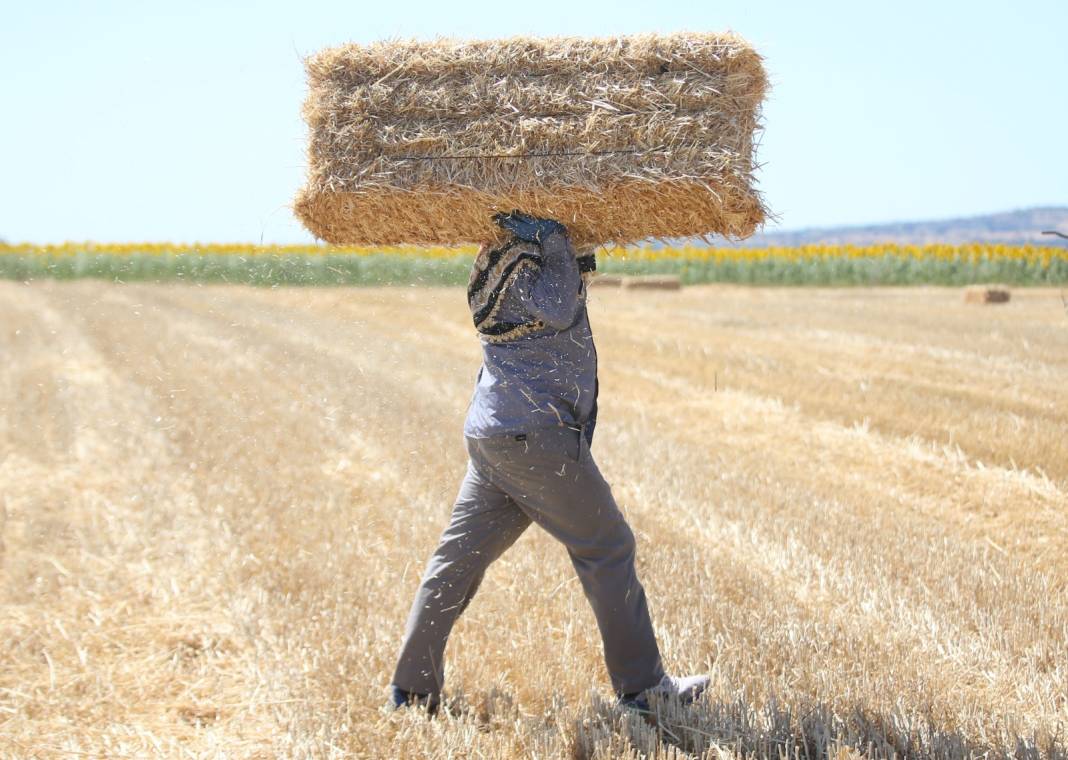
431, 688, 1064, 760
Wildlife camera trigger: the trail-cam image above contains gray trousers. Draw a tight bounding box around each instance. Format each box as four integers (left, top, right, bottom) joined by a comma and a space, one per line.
391, 425, 665, 697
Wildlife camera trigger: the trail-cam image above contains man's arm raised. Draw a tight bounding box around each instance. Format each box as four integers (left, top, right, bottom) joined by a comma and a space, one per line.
513, 230, 584, 330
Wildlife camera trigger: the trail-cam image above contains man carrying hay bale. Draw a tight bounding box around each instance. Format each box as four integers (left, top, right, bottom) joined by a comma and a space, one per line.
389, 212, 708, 714
293, 31, 765, 715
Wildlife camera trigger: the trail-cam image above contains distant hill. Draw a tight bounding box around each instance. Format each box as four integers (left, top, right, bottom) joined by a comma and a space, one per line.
727, 206, 1068, 248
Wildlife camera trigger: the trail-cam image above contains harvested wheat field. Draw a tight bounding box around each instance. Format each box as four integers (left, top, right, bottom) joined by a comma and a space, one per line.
1, 281, 1067, 759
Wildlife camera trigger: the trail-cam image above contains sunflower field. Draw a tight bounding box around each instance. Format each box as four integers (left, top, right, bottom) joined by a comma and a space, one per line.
1, 241, 1065, 286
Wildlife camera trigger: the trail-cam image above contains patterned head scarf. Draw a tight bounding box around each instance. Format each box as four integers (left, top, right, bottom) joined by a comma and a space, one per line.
467, 237, 596, 343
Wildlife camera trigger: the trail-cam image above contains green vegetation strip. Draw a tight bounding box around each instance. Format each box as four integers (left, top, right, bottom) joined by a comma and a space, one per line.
1, 250, 1066, 286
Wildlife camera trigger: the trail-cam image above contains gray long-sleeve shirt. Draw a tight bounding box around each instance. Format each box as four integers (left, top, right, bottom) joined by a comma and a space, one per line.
463, 232, 599, 443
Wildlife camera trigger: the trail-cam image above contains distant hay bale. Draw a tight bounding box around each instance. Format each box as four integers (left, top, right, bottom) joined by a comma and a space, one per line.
964, 285, 1011, 304
621, 275, 683, 290
295, 33, 768, 248
589, 274, 624, 288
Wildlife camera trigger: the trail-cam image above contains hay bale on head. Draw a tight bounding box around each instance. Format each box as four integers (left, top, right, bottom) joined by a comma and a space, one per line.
295, 33, 768, 248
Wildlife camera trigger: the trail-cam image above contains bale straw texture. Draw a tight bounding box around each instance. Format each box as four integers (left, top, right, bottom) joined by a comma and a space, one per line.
295, 33, 768, 247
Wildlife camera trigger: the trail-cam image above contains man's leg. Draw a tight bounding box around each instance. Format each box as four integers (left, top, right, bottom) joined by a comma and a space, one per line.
469, 428, 665, 696
392, 452, 531, 698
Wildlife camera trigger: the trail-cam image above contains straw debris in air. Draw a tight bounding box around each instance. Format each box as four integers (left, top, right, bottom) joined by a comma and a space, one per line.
295, 33, 768, 247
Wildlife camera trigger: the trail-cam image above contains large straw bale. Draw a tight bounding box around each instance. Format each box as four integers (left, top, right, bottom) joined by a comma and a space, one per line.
295, 33, 768, 248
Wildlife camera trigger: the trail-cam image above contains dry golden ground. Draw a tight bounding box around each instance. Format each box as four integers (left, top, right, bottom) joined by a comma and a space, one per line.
1, 281, 1066, 759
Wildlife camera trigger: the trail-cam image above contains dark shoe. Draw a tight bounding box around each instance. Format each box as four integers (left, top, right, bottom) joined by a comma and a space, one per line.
617, 691, 651, 713
390, 685, 440, 715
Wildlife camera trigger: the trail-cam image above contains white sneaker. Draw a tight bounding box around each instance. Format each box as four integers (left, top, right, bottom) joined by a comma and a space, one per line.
619, 674, 709, 712
649, 674, 709, 703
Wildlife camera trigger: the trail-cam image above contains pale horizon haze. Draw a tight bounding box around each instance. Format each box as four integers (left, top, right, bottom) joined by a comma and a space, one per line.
2, 0, 1066, 244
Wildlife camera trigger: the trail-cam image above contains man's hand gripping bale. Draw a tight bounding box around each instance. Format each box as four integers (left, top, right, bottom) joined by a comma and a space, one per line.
389, 212, 709, 716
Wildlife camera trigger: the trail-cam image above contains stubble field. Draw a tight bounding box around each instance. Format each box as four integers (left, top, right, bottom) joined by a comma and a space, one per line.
1, 280, 1066, 758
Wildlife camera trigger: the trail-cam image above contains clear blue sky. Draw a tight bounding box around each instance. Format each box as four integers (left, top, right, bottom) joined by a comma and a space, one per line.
2, 0, 1066, 243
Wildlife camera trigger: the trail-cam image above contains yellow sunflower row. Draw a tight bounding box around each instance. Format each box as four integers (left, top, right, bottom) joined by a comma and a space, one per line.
0, 241, 479, 258
603, 243, 1067, 264
0, 241, 1064, 264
